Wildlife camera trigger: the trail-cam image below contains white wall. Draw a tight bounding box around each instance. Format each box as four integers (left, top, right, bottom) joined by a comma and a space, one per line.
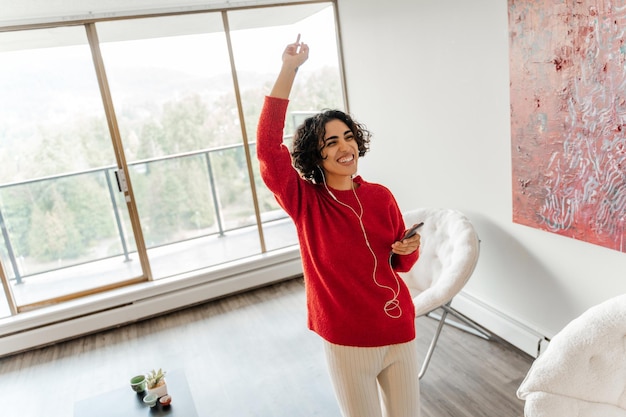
336, 0, 626, 350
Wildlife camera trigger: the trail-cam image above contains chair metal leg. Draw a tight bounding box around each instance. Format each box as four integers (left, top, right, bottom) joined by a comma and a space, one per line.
418, 305, 449, 380
418, 300, 492, 380
435, 304, 491, 340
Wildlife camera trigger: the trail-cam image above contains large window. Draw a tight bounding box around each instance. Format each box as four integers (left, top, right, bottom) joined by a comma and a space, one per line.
0, 1, 344, 313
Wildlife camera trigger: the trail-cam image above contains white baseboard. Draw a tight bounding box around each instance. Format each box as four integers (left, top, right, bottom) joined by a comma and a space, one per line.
452, 291, 549, 358
0, 250, 303, 357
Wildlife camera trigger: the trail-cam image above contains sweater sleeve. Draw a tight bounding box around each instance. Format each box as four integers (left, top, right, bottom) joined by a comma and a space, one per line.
390, 196, 420, 273
256, 96, 305, 218
394, 246, 420, 273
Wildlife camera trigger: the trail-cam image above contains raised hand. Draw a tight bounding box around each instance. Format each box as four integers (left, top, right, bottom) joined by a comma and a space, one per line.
270, 34, 310, 99
281, 34, 309, 69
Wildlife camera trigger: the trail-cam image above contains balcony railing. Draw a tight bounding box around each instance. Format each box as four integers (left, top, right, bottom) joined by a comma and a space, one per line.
0, 141, 287, 285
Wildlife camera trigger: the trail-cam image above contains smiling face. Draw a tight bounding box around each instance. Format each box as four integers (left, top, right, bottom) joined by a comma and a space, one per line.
319, 119, 359, 190
291, 109, 371, 186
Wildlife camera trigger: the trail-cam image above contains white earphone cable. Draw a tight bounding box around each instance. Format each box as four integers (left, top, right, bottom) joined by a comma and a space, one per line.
320, 168, 402, 319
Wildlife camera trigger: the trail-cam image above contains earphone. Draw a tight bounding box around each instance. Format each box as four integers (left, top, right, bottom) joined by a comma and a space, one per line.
318, 166, 403, 319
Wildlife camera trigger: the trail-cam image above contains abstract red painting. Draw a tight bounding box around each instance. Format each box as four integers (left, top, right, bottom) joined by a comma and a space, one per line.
508, 0, 626, 252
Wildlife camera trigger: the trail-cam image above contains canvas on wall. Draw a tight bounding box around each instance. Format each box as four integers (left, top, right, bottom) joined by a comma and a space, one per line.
508, 0, 626, 252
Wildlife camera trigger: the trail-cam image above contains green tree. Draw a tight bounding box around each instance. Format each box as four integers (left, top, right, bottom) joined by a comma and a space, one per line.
27, 193, 82, 261
137, 120, 166, 159
76, 116, 117, 168
160, 95, 210, 153
62, 175, 116, 246
1, 185, 34, 259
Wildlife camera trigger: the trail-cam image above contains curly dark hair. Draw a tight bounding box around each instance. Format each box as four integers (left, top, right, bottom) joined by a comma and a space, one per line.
291, 109, 371, 184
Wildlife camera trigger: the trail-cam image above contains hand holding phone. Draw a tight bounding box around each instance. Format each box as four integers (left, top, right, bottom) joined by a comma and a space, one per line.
402, 222, 424, 240
389, 222, 424, 260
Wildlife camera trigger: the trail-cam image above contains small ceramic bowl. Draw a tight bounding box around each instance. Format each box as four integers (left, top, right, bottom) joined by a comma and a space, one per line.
130, 375, 146, 393
143, 393, 158, 407
159, 394, 172, 406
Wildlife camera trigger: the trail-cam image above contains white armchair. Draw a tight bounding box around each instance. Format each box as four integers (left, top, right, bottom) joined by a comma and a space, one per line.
401, 207, 490, 379
517, 294, 626, 417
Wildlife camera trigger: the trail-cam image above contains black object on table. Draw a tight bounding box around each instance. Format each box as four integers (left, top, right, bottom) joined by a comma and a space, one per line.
74, 369, 198, 417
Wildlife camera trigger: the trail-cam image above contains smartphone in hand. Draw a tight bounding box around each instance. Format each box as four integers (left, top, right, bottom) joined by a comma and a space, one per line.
402, 222, 424, 240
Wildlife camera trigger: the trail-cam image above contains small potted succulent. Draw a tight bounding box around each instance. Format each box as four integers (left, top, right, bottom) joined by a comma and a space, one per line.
145, 368, 168, 398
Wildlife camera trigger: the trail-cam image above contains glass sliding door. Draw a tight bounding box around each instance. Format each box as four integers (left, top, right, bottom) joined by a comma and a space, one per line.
97, 13, 263, 279
0, 27, 145, 311
229, 2, 346, 252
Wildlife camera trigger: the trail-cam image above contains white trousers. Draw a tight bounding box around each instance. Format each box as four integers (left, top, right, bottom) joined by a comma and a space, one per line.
323, 339, 421, 417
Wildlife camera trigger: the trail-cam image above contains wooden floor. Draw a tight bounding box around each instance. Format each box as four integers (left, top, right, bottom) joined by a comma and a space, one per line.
0, 277, 533, 417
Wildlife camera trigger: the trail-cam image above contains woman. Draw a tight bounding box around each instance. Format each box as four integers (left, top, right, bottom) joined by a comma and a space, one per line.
256, 35, 422, 417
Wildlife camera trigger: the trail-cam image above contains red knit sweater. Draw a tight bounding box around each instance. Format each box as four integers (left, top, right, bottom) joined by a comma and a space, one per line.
257, 96, 419, 347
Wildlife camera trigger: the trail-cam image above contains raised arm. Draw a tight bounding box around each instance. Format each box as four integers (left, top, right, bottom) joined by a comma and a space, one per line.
256, 36, 310, 217
269, 34, 310, 99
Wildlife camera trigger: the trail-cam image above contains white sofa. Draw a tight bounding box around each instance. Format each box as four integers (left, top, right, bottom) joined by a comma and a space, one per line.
517, 294, 626, 417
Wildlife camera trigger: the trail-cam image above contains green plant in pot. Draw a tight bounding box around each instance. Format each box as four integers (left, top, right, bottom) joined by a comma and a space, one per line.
146, 368, 168, 398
